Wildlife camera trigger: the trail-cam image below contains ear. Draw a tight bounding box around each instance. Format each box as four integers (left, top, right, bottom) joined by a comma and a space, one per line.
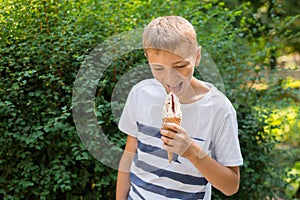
195, 46, 201, 66
143, 49, 148, 58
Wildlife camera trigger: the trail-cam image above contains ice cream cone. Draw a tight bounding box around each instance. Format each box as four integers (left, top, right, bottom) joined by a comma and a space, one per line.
163, 117, 181, 125
161, 92, 182, 164
163, 117, 181, 163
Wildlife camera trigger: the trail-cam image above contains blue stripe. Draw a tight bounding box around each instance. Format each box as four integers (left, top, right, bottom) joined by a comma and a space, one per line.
130, 184, 146, 200
137, 140, 179, 162
137, 122, 161, 139
138, 140, 162, 154
193, 137, 205, 142
137, 122, 205, 142
130, 173, 205, 200
134, 160, 208, 186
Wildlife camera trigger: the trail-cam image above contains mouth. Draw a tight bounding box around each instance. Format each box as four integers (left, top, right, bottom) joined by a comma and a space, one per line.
166, 82, 183, 93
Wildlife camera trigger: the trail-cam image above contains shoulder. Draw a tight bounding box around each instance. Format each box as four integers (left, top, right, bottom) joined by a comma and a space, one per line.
131, 78, 161, 90
130, 78, 165, 96
124, 79, 166, 105
205, 82, 236, 115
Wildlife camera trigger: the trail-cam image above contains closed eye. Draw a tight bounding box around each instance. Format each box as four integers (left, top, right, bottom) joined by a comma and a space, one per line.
151, 64, 164, 71
152, 66, 164, 71
174, 65, 187, 69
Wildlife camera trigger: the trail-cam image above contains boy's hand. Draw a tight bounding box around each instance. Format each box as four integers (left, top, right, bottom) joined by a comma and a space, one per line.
160, 122, 193, 157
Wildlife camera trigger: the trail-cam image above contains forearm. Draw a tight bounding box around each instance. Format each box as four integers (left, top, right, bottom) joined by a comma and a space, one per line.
185, 141, 240, 196
116, 170, 130, 200
116, 152, 133, 200
116, 136, 137, 200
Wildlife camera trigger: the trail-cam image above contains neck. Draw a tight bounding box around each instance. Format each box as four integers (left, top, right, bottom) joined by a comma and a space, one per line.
178, 77, 210, 104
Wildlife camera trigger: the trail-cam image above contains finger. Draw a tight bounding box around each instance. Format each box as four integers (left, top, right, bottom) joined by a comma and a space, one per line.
161, 135, 174, 146
162, 122, 180, 132
162, 143, 174, 152
162, 143, 170, 151
160, 129, 176, 139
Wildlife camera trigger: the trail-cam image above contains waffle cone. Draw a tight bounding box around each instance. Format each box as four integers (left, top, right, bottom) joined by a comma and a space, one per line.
163, 117, 181, 163
163, 117, 181, 125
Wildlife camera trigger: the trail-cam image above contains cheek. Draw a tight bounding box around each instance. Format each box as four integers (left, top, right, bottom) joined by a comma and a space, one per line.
180, 67, 194, 79
150, 69, 163, 81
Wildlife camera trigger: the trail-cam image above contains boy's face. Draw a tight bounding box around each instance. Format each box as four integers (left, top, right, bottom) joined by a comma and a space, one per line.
146, 48, 200, 97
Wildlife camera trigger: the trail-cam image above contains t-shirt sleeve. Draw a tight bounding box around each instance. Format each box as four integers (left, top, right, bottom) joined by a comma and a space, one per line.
118, 88, 138, 137
212, 107, 243, 167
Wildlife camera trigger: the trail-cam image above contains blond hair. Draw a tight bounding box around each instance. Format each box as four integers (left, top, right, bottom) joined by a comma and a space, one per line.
143, 16, 198, 57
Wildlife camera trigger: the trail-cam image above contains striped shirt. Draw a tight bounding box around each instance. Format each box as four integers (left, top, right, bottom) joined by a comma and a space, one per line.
119, 79, 243, 200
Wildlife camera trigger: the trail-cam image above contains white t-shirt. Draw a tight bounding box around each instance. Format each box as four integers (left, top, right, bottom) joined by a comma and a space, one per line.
119, 79, 243, 200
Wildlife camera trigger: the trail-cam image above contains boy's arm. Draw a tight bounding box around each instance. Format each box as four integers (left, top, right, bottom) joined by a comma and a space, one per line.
184, 142, 240, 196
161, 123, 240, 196
116, 135, 137, 200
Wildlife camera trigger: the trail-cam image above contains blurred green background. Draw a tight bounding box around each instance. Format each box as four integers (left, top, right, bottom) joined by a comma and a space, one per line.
0, 0, 299, 199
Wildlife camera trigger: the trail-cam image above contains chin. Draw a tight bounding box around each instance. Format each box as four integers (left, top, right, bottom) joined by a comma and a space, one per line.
171, 86, 186, 97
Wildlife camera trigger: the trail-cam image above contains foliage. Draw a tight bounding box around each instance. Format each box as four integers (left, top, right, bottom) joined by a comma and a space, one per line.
0, 0, 298, 199
285, 161, 300, 199
0, 0, 116, 199
224, 0, 300, 53
254, 76, 300, 199
263, 100, 300, 146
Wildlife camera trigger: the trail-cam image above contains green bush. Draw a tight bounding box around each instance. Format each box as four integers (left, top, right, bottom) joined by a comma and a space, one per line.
0, 0, 297, 199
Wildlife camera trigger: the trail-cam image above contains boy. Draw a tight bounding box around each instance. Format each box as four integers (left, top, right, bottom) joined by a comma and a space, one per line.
116, 16, 243, 200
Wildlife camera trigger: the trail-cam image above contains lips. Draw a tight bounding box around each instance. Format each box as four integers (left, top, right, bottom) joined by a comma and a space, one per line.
166, 82, 183, 93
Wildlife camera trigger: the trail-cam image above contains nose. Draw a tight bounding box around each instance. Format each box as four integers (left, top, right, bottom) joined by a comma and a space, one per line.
164, 68, 179, 86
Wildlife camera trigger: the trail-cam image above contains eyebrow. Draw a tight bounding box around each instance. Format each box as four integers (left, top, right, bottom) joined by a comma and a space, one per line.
172, 60, 189, 65
150, 60, 189, 67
